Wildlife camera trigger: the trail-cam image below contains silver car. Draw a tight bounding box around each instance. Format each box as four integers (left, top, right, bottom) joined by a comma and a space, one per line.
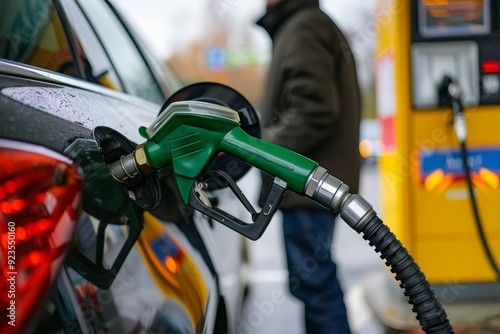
0, 0, 251, 332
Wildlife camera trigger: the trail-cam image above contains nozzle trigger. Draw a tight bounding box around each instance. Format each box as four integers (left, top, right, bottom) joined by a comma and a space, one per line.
188, 170, 287, 240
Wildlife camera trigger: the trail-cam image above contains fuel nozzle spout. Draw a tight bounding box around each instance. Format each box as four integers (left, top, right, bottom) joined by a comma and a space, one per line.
108, 152, 138, 182
304, 167, 454, 334
108, 144, 155, 182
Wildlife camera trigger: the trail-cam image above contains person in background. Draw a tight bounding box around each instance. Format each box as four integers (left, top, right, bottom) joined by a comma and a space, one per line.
256, 0, 361, 333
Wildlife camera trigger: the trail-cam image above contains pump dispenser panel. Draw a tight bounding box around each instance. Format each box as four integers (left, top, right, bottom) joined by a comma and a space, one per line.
376, 0, 500, 295
411, 0, 500, 109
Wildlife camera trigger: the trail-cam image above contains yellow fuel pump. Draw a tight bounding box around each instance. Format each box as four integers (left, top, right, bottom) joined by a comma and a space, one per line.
376, 0, 500, 301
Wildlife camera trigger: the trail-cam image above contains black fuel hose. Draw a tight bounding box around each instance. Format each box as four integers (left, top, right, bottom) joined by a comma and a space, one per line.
308, 169, 455, 333
458, 140, 500, 281
358, 215, 454, 334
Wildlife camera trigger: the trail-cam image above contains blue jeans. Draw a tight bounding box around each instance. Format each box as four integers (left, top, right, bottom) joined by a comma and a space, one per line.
283, 209, 351, 334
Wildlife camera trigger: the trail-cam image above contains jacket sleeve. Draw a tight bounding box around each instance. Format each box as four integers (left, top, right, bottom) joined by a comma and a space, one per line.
262, 21, 341, 155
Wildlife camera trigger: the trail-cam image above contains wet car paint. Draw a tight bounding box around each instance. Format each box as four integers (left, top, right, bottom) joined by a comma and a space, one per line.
0, 72, 220, 333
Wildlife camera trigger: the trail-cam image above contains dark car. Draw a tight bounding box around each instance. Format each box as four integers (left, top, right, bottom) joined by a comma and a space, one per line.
0, 0, 250, 333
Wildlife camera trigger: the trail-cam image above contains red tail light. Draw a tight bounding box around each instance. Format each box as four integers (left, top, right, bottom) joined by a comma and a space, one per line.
0, 141, 82, 334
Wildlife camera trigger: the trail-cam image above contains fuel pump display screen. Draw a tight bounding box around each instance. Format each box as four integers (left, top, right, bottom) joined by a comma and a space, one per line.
418, 0, 490, 37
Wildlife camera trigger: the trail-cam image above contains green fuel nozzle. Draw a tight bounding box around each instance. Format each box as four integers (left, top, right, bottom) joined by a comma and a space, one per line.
108, 101, 357, 238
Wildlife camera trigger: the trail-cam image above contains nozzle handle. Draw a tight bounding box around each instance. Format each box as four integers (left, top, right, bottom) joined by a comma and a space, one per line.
220, 127, 317, 195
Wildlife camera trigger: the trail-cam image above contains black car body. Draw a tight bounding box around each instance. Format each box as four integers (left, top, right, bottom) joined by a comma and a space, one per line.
0, 0, 248, 333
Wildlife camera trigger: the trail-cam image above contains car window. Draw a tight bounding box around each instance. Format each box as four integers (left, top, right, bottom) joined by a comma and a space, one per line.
0, 0, 126, 92
0, 0, 82, 78
75, 0, 165, 104
59, 0, 124, 91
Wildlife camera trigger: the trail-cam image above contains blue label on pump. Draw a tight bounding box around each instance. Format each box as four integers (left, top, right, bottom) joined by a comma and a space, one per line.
420, 147, 500, 187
